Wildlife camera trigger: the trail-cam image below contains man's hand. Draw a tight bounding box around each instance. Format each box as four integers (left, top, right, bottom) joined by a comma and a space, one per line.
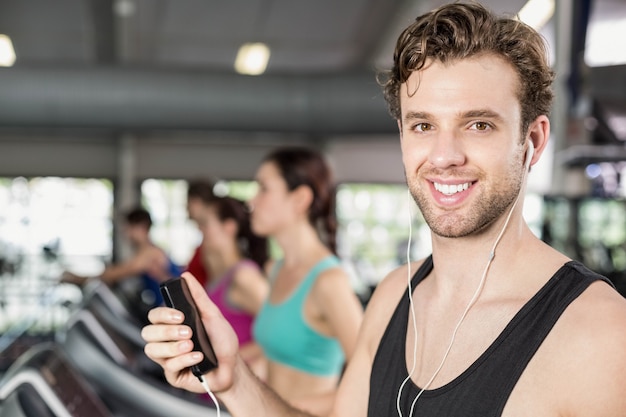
141, 272, 240, 393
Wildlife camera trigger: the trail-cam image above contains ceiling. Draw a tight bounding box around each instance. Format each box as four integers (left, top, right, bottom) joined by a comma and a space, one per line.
0, 0, 526, 71
0, 0, 624, 147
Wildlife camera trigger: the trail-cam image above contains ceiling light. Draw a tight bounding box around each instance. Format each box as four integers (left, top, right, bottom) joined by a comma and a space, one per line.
234, 43, 270, 76
517, 0, 555, 30
114, 0, 136, 18
0, 34, 16, 67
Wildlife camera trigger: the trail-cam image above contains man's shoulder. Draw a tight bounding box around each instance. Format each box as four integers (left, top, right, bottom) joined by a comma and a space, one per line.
545, 259, 625, 341
368, 259, 427, 302
510, 267, 626, 416
565, 277, 626, 340
358, 260, 427, 346
545, 279, 626, 415
142, 243, 170, 262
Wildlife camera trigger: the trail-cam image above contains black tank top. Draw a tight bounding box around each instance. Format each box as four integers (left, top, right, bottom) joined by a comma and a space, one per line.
368, 256, 613, 417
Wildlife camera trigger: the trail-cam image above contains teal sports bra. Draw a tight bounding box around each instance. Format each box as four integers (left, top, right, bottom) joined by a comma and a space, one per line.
252, 255, 345, 376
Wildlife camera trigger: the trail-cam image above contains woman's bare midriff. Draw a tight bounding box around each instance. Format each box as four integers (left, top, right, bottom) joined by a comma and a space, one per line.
266, 360, 339, 401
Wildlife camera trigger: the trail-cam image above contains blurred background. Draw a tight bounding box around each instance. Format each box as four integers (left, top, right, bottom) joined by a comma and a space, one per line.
0, 0, 625, 415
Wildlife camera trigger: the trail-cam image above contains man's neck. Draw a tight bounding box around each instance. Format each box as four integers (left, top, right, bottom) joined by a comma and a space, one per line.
428, 214, 527, 299
133, 238, 152, 250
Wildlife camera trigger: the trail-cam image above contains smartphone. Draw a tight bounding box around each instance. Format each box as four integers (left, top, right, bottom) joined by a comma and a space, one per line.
159, 277, 218, 377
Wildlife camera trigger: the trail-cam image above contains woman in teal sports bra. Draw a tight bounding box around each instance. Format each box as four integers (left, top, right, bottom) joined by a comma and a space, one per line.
249, 147, 364, 416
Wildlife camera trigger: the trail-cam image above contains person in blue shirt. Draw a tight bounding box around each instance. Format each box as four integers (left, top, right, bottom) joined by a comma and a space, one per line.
63, 206, 181, 315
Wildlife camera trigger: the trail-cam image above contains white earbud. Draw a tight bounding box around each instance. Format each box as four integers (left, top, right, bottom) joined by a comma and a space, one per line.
524, 142, 534, 171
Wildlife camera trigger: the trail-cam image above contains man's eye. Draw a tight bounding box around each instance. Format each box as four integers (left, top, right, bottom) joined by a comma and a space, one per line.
472, 122, 490, 131
415, 123, 432, 132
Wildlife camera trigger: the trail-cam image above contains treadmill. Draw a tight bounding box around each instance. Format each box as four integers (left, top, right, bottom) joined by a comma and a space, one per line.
57, 280, 229, 417
0, 343, 114, 417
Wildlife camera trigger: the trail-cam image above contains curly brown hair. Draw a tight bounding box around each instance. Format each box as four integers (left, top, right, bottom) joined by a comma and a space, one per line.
378, 2, 555, 135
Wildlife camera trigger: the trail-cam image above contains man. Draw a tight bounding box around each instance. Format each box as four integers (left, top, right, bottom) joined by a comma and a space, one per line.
142, 3, 626, 416
63, 207, 181, 318
184, 178, 215, 288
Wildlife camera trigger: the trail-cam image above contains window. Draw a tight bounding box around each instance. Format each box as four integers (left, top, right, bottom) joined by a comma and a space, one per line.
0, 176, 113, 332
336, 183, 430, 289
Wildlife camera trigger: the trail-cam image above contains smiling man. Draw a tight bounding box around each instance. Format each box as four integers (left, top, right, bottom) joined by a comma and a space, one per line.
142, 3, 626, 416
400, 56, 529, 240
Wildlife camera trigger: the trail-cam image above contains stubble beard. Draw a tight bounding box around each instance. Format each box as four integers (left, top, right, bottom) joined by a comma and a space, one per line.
407, 164, 524, 239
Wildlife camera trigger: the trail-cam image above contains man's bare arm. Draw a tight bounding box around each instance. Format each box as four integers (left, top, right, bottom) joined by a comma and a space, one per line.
218, 358, 315, 417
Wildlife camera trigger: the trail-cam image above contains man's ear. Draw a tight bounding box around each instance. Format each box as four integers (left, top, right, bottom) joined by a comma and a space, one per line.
291, 184, 314, 215
525, 114, 550, 168
397, 119, 403, 139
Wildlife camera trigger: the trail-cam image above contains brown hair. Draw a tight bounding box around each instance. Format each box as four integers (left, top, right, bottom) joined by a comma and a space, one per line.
187, 178, 215, 204
263, 147, 338, 254
125, 206, 152, 229
207, 196, 269, 268
379, 2, 555, 134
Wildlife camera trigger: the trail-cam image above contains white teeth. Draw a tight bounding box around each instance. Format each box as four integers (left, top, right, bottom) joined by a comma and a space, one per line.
434, 182, 470, 195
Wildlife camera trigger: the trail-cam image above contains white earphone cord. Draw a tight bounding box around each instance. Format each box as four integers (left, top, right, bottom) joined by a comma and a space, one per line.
397, 156, 528, 417
200, 375, 221, 417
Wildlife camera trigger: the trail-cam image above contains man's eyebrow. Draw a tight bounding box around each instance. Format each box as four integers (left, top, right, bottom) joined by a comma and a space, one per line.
402, 110, 505, 124
403, 111, 433, 124
461, 109, 504, 121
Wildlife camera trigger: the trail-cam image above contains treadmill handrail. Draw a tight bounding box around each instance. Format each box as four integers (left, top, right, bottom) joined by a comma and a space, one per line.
0, 369, 73, 417
62, 324, 229, 416
59, 309, 130, 366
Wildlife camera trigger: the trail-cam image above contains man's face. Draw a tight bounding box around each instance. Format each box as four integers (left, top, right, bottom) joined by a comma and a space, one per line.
399, 54, 526, 238
123, 223, 149, 247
